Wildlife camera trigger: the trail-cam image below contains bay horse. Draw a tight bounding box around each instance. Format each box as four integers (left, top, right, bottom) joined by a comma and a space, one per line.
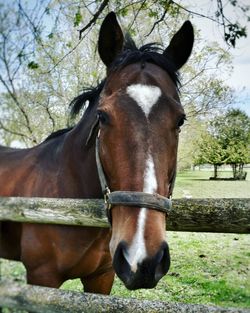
0, 12, 193, 293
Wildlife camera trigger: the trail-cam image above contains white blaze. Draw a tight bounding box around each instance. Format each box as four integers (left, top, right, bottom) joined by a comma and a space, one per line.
126, 84, 161, 117
125, 207, 147, 272
144, 155, 157, 193
125, 84, 159, 271
125, 155, 157, 272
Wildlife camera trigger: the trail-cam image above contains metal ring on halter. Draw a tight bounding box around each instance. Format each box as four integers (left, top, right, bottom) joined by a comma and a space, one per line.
104, 186, 111, 210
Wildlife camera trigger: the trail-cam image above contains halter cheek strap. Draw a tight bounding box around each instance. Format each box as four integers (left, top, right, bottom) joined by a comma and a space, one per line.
95, 130, 110, 195
95, 131, 172, 224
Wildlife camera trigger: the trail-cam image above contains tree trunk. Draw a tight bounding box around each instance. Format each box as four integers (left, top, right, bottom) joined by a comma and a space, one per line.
232, 164, 237, 179
214, 164, 218, 179
239, 164, 243, 173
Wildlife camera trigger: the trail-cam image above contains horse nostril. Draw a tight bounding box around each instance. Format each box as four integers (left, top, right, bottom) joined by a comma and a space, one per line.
112, 241, 170, 290
155, 248, 164, 264
113, 241, 131, 284
155, 242, 171, 281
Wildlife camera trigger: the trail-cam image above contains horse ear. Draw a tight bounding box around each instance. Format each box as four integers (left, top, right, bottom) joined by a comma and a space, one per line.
98, 12, 124, 67
164, 21, 194, 70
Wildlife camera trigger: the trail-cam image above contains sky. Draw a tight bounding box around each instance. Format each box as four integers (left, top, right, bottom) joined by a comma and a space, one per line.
186, 0, 250, 116
0, 0, 249, 116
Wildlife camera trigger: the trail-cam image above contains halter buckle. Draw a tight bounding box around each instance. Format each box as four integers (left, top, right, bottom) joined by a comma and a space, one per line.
104, 186, 111, 210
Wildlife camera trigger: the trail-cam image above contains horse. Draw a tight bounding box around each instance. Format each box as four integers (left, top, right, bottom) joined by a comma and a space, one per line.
0, 12, 194, 293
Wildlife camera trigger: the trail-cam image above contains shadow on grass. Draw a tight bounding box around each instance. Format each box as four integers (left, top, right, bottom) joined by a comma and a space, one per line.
188, 178, 211, 181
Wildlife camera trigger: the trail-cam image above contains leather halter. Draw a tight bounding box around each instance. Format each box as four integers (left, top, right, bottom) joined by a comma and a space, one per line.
95, 131, 172, 224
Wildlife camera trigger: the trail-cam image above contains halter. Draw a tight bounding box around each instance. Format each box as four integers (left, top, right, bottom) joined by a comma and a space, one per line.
95, 131, 172, 224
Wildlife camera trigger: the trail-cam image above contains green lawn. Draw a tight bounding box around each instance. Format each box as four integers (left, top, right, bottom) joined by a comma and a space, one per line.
173, 169, 250, 198
110, 232, 250, 308
1, 170, 250, 310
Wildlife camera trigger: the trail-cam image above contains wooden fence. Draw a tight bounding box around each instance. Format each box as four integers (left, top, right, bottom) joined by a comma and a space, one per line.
0, 197, 249, 233
0, 196, 250, 313
0, 280, 249, 313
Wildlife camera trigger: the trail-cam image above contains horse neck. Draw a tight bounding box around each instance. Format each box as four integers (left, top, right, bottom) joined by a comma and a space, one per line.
61, 104, 102, 198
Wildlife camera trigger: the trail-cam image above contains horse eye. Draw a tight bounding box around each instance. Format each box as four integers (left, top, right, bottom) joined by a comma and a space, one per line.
97, 110, 109, 125
177, 116, 186, 128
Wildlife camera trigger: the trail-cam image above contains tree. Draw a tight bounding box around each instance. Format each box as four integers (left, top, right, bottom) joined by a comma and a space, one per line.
0, 1, 104, 146
212, 109, 250, 179
0, 0, 247, 148
195, 109, 250, 179
76, 0, 249, 47
194, 133, 228, 178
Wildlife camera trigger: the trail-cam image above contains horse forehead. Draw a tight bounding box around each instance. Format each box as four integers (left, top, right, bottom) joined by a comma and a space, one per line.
126, 84, 161, 117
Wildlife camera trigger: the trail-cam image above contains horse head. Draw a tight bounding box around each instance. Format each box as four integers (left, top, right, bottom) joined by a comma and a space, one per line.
93, 12, 193, 290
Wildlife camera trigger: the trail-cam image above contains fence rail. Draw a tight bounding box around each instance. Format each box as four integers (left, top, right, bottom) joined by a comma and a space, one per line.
1, 196, 250, 312
0, 196, 249, 233
1, 280, 250, 313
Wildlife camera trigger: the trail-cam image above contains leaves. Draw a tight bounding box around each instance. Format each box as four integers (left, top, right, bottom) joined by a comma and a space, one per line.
224, 23, 247, 47
0, 0, 249, 148
27, 61, 39, 70
74, 7, 82, 27
195, 109, 250, 174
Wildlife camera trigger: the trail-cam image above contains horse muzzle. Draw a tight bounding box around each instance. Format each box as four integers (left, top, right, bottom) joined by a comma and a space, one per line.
112, 241, 170, 290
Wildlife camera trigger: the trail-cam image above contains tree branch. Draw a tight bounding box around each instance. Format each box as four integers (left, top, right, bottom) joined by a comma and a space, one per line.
78, 0, 110, 39
18, 0, 56, 64
44, 38, 83, 74
147, 7, 168, 36
39, 98, 56, 132
0, 120, 30, 142
0, 73, 37, 144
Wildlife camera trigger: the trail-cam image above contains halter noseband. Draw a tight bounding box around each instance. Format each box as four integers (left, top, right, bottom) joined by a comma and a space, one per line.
95, 131, 172, 224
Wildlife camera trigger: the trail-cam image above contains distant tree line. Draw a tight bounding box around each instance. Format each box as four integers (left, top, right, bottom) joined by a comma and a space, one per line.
194, 109, 250, 180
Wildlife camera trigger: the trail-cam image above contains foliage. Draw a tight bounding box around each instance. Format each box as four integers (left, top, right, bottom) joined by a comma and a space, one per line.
27, 61, 39, 70
195, 109, 250, 179
74, 7, 83, 27
211, 109, 250, 146
0, 0, 246, 148
195, 133, 228, 166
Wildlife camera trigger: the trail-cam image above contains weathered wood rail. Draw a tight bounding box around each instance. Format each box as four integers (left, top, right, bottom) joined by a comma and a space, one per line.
1, 197, 250, 312
0, 196, 249, 233
1, 280, 250, 313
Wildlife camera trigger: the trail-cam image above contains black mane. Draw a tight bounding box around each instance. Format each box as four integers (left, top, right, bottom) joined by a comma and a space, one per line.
70, 80, 105, 117
111, 34, 179, 86
44, 127, 73, 142
70, 35, 179, 117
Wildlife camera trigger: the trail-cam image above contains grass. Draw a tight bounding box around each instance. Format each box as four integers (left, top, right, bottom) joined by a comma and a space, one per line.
173, 169, 250, 198
1, 170, 250, 310
111, 232, 250, 308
